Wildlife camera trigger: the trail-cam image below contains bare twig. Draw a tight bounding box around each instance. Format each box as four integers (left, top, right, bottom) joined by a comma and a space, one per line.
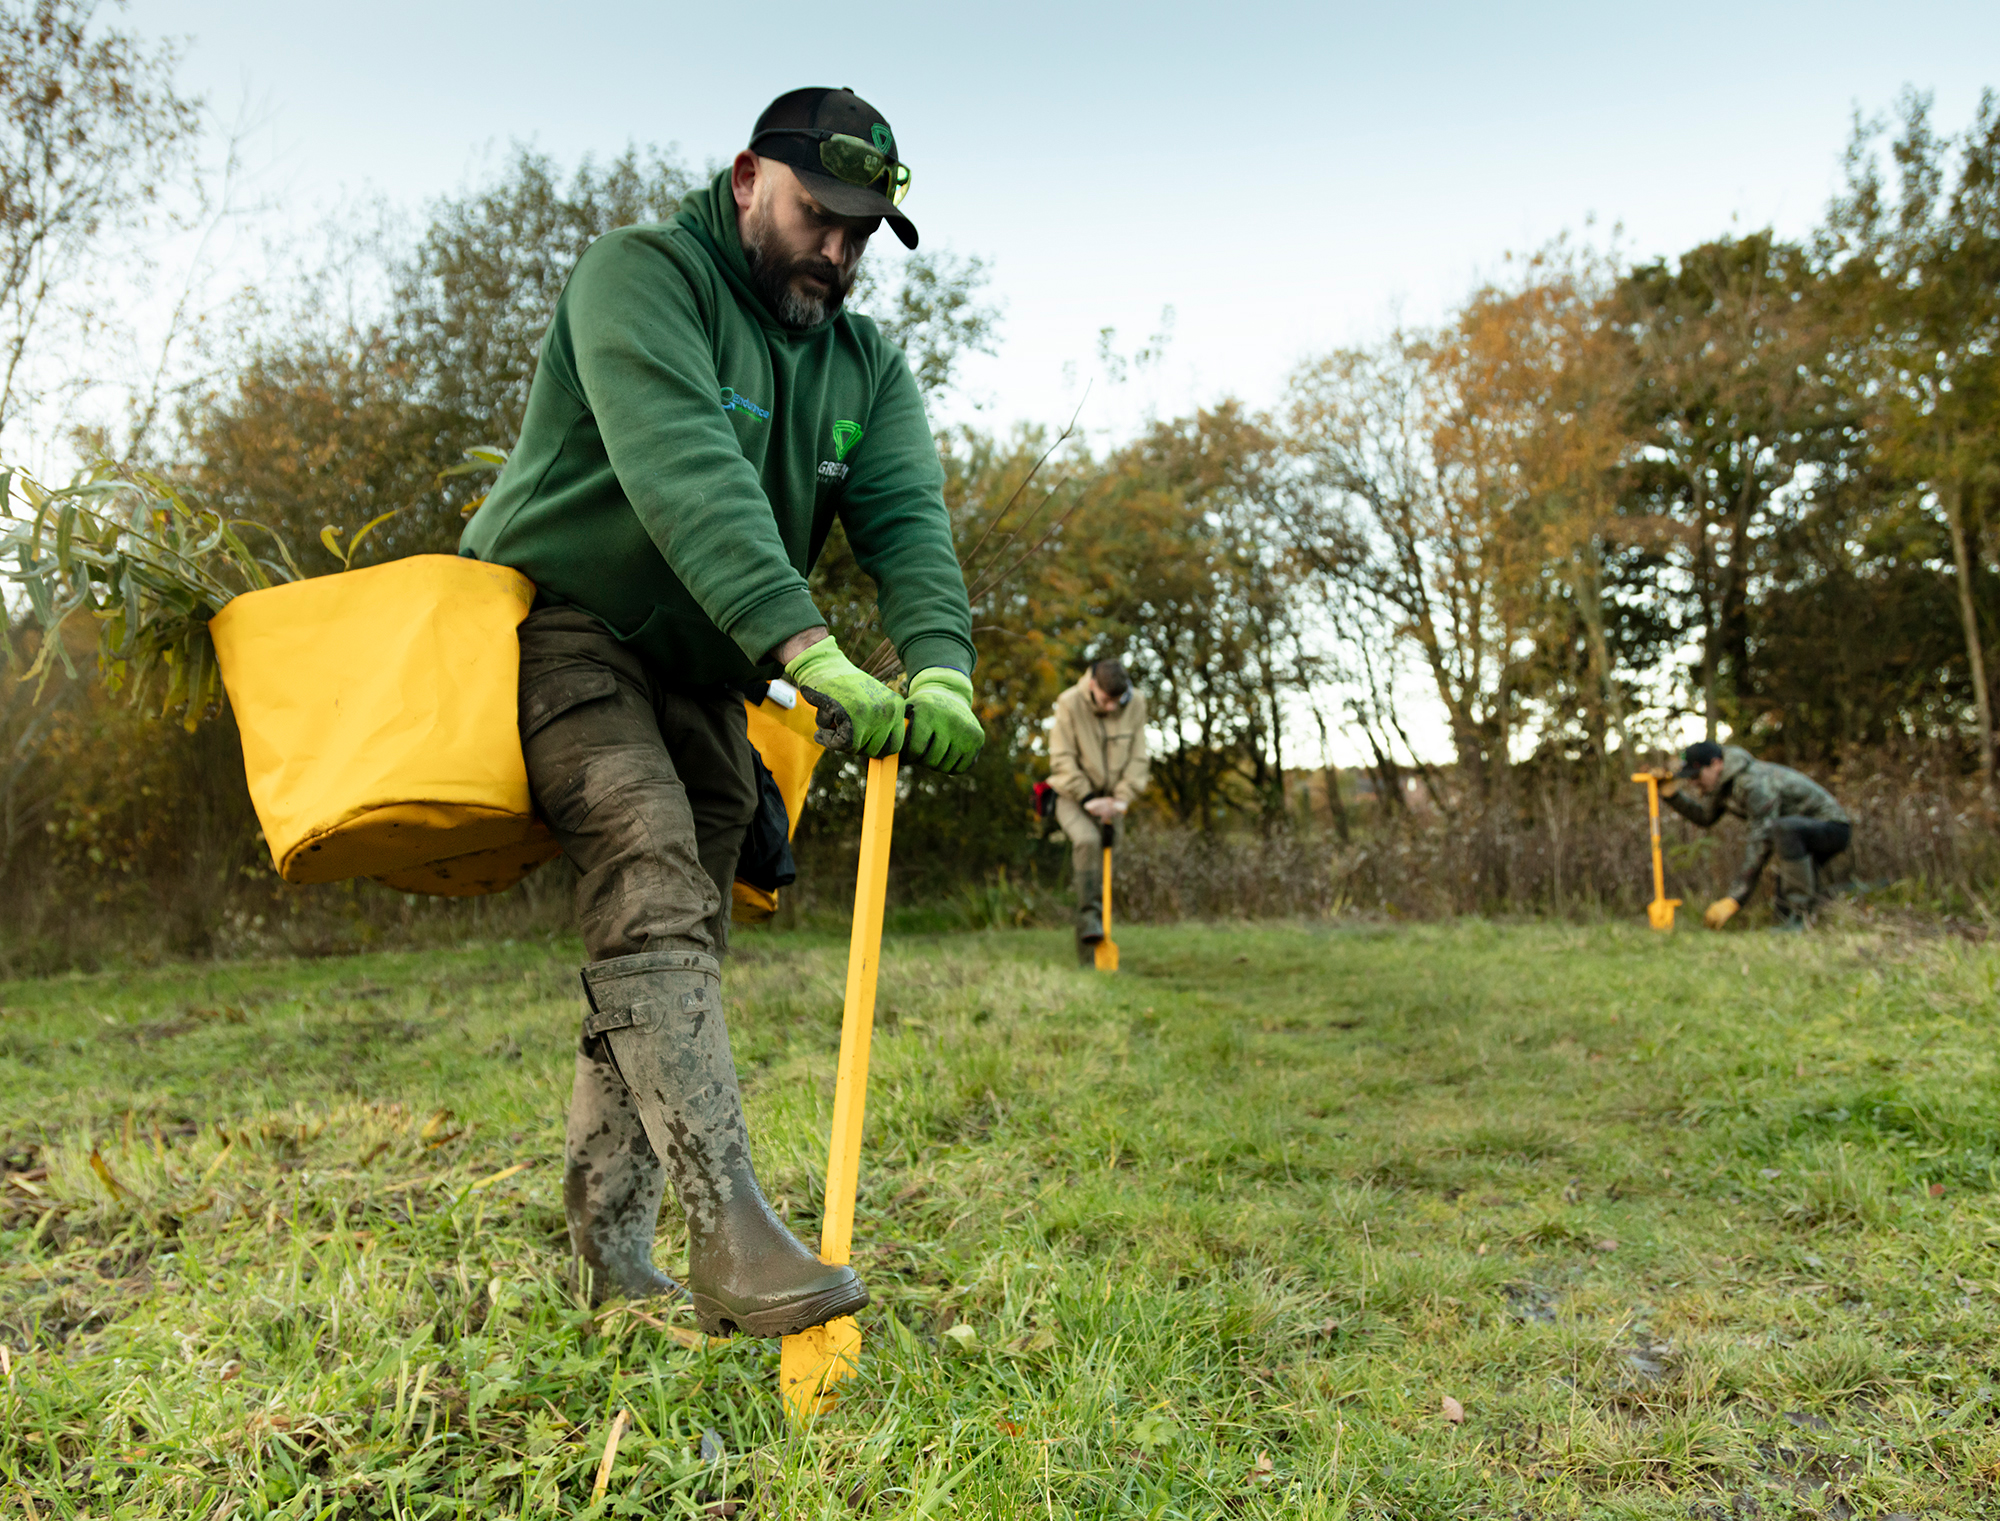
966, 478, 1084, 603
854, 394, 1093, 681
858, 478, 1091, 682
954, 390, 1085, 577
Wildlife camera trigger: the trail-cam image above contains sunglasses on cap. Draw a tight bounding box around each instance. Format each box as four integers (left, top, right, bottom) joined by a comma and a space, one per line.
755, 127, 912, 206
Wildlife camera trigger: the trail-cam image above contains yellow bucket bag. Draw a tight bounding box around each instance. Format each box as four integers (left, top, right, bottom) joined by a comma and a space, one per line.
210, 554, 561, 897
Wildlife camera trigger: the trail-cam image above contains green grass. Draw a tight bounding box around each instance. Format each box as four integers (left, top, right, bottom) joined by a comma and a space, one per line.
5, 918, 2000, 1517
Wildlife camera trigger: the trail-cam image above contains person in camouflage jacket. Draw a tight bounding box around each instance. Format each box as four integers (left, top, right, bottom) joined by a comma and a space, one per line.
1660, 741, 1851, 929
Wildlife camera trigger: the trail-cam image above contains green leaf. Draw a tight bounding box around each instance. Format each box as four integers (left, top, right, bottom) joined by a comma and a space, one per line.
344, 510, 400, 563
435, 444, 510, 491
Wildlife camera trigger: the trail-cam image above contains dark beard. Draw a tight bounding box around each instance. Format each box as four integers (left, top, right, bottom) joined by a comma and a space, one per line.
744, 212, 854, 330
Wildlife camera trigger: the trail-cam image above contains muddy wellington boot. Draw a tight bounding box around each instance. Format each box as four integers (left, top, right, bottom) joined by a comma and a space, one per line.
563, 1040, 682, 1306
1773, 851, 1819, 929
581, 949, 868, 1338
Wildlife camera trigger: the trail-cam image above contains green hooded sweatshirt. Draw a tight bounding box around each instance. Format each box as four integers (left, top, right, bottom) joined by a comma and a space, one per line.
459, 169, 973, 687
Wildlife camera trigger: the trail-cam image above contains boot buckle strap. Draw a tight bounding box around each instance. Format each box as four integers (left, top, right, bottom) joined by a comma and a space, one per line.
580, 985, 719, 1039
583, 997, 666, 1038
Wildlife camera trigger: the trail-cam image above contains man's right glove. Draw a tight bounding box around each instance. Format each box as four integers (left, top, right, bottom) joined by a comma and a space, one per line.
1655, 774, 1682, 798
1703, 897, 1740, 931
784, 639, 904, 758
905, 667, 984, 774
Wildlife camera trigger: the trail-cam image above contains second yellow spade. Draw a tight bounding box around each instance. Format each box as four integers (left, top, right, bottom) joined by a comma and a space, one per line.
1630, 772, 1682, 931
1095, 838, 1119, 972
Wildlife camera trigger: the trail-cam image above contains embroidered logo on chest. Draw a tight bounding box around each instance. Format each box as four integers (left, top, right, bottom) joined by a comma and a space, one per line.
818, 420, 863, 484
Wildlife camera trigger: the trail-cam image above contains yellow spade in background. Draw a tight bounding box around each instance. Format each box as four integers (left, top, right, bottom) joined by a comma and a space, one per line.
1094, 837, 1119, 971
1630, 773, 1682, 931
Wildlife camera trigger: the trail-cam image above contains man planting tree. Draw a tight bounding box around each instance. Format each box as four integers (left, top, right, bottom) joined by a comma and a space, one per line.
461, 88, 983, 1337
1047, 658, 1149, 964
1657, 741, 1852, 930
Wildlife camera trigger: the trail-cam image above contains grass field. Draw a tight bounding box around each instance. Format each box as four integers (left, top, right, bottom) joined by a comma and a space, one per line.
4, 918, 2000, 1518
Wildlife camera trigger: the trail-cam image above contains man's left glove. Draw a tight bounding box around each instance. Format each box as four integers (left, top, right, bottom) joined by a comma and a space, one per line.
905, 667, 984, 774
784, 639, 905, 758
1703, 897, 1740, 931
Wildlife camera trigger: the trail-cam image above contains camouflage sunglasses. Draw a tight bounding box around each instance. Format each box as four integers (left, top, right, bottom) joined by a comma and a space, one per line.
758, 127, 912, 207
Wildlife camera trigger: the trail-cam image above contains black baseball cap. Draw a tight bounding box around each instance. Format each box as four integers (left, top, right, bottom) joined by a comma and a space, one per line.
1677, 741, 1725, 778
749, 87, 918, 250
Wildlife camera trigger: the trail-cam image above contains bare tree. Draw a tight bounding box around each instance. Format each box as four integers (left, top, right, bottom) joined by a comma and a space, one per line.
0, 0, 201, 441
1287, 336, 1531, 798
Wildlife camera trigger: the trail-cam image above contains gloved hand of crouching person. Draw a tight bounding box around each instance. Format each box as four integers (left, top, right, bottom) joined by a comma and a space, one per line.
905, 667, 984, 774
785, 639, 904, 758
1703, 897, 1739, 930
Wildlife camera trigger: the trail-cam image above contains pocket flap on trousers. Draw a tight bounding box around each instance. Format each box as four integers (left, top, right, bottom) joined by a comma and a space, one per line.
520, 666, 620, 742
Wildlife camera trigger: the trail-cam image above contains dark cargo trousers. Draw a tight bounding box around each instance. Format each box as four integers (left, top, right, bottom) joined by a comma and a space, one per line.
517, 606, 759, 962
519, 607, 800, 1309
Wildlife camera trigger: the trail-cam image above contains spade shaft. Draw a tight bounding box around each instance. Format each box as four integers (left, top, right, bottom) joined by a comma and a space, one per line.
781, 747, 898, 1418
1094, 830, 1119, 971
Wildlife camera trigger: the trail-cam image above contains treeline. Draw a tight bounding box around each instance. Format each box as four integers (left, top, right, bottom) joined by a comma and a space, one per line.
1, 23, 1997, 962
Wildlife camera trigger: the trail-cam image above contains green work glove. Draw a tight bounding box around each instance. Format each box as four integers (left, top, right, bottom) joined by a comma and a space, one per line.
906, 667, 984, 774
784, 639, 904, 758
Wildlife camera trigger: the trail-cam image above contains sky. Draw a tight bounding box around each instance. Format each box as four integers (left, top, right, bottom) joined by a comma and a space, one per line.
143, 0, 2000, 442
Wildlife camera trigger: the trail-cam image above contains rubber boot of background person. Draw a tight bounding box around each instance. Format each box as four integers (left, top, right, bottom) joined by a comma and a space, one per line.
1772, 827, 1821, 928
1075, 833, 1107, 963
583, 950, 868, 1337
564, 1040, 680, 1305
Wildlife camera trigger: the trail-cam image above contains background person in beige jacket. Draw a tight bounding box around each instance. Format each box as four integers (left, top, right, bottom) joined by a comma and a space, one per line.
1048, 659, 1150, 962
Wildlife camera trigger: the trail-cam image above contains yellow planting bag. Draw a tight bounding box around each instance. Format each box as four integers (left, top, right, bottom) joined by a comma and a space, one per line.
210, 554, 560, 896
732, 691, 826, 922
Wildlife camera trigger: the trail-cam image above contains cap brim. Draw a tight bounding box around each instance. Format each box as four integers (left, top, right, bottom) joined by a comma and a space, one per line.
1675, 762, 1702, 778
796, 166, 918, 249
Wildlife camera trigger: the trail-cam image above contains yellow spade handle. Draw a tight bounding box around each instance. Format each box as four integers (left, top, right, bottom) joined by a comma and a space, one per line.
1101, 843, 1113, 939
782, 746, 898, 1421
1630, 772, 1668, 905
821, 748, 899, 1264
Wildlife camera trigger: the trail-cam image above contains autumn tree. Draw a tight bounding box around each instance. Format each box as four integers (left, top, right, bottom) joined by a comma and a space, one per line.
1437, 248, 1651, 777
180, 147, 693, 568
1080, 404, 1305, 830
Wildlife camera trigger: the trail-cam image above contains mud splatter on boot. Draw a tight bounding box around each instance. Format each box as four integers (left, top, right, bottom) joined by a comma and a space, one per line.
563, 1039, 681, 1305
581, 949, 867, 1338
